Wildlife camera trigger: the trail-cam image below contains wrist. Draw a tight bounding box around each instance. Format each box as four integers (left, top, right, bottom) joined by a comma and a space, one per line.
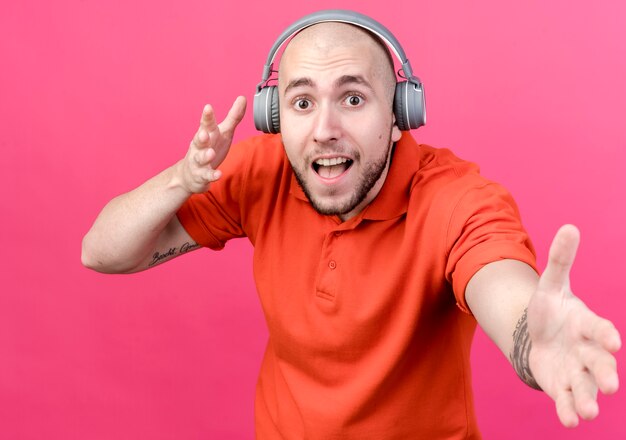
168, 160, 196, 197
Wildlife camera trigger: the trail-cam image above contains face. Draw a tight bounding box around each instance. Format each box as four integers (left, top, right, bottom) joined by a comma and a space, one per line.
279, 25, 401, 220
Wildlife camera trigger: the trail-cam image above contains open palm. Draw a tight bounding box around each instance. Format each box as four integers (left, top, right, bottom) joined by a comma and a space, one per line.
527, 225, 621, 427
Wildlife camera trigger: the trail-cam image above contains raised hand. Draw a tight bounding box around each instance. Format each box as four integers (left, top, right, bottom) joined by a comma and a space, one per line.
179, 96, 247, 194
527, 225, 621, 427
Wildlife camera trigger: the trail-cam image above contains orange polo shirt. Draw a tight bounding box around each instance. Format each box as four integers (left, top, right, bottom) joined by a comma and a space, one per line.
177, 133, 536, 439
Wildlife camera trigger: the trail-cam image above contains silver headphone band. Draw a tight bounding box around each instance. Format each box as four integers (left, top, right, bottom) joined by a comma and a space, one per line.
256, 9, 422, 92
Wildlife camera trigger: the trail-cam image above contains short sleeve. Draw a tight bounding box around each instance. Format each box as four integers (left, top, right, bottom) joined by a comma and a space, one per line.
176, 141, 251, 250
444, 181, 537, 314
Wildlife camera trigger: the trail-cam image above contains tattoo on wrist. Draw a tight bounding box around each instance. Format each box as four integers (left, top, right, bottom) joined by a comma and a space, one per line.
148, 242, 200, 267
510, 308, 542, 391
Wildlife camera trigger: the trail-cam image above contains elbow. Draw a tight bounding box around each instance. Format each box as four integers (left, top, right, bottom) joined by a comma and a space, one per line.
81, 234, 103, 271
81, 234, 117, 273
81, 233, 141, 274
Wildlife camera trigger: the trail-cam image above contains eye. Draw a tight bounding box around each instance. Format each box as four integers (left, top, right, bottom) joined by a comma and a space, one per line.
344, 94, 364, 107
293, 98, 312, 110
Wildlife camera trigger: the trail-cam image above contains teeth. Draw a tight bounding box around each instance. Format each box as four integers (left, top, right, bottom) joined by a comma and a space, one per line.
314, 157, 349, 167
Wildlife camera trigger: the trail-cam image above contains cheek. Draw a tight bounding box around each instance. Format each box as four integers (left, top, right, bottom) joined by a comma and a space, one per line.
280, 133, 304, 168
280, 112, 311, 146
280, 111, 304, 138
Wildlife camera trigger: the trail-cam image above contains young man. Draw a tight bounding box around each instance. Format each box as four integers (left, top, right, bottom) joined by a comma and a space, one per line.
82, 13, 620, 439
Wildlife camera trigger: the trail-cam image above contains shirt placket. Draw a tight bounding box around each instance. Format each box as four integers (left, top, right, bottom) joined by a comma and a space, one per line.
315, 228, 348, 305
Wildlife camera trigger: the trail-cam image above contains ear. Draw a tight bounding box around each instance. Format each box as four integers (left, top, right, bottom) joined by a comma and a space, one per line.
391, 120, 402, 142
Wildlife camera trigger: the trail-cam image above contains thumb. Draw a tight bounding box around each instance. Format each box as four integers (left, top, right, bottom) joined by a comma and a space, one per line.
538, 224, 580, 293
220, 96, 247, 134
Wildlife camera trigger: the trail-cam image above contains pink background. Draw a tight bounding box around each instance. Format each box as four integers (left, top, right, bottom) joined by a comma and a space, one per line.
1, 0, 625, 438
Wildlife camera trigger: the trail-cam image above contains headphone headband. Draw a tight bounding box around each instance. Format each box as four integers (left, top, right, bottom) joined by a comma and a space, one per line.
256, 9, 421, 93
253, 9, 426, 133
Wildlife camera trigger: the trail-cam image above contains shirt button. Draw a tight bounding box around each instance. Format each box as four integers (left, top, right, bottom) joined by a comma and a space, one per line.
328, 260, 337, 269
334, 231, 343, 237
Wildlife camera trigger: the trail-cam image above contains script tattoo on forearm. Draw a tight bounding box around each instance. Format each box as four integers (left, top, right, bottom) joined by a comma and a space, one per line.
148, 242, 200, 267
510, 308, 542, 391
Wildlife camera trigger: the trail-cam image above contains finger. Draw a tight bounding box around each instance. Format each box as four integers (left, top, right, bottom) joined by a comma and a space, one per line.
580, 343, 619, 394
581, 315, 622, 354
191, 128, 209, 150
570, 369, 599, 420
219, 96, 247, 135
200, 104, 219, 133
194, 148, 216, 167
190, 105, 219, 149
555, 389, 579, 428
199, 167, 221, 182
538, 224, 580, 292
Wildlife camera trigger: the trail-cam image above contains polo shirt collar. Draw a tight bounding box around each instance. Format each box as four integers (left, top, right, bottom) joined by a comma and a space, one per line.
288, 133, 421, 222
361, 133, 419, 221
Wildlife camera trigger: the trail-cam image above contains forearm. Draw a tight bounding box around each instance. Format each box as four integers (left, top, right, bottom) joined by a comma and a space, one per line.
81, 160, 191, 273
466, 259, 541, 387
467, 227, 621, 426
510, 307, 542, 389
82, 97, 246, 274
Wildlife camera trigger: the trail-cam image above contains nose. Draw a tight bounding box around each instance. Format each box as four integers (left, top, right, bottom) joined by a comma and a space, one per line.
312, 102, 341, 144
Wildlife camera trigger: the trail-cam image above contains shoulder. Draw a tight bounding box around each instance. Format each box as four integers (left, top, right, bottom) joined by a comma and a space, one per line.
229, 133, 284, 153
401, 136, 521, 225
219, 133, 289, 187
416, 144, 481, 184
227, 133, 285, 167
396, 135, 487, 205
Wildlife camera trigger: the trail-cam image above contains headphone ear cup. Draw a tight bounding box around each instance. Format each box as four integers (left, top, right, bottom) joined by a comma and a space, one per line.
253, 86, 281, 133
393, 81, 426, 131
393, 82, 408, 131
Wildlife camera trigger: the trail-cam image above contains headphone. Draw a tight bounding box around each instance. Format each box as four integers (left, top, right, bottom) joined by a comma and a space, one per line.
253, 9, 426, 134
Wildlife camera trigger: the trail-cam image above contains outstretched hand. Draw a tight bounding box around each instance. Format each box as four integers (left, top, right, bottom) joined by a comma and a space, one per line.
179, 96, 247, 194
527, 225, 621, 427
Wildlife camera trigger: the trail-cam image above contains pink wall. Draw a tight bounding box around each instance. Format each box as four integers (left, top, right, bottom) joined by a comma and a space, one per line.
1, 0, 624, 438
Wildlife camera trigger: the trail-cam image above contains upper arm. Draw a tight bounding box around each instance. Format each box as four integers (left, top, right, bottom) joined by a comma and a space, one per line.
465, 259, 539, 358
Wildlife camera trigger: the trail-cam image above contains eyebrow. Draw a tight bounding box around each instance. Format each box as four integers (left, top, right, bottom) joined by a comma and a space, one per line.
283, 74, 374, 96
284, 77, 314, 95
335, 74, 374, 92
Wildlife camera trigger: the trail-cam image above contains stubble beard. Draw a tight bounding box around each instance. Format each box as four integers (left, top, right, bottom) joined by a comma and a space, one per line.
289, 133, 394, 217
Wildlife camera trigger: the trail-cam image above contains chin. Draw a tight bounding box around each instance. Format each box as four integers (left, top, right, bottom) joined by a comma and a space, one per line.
307, 193, 363, 217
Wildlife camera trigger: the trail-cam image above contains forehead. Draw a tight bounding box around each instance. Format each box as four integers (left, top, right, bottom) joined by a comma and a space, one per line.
278, 23, 385, 85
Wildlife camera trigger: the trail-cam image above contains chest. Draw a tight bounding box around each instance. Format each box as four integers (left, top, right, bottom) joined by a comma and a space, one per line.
250, 202, 454, 358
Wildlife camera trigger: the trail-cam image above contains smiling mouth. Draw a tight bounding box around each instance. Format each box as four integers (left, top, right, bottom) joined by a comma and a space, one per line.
312, 157, 354, 179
